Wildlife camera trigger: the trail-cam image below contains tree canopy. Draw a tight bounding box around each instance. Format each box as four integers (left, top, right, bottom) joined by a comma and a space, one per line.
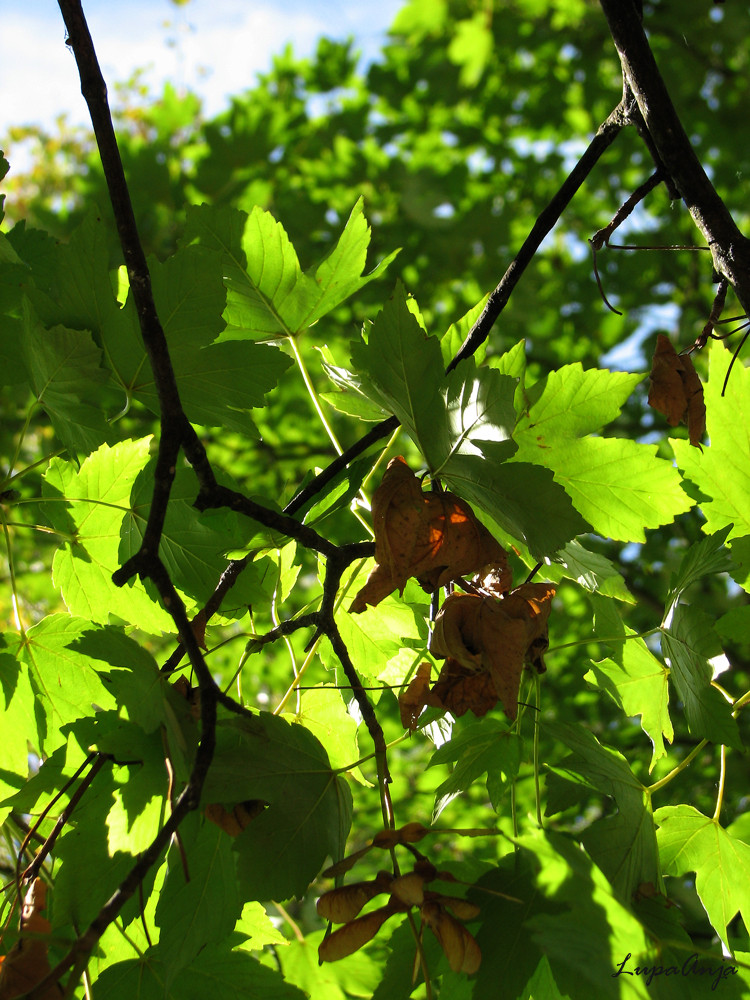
2, 1, 750, 997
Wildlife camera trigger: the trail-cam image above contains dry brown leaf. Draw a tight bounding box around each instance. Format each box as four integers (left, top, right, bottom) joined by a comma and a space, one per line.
0, 880, 62, 1000
425, 584, 555, 721
648, 333, 706, 447
351, 457, 509, 613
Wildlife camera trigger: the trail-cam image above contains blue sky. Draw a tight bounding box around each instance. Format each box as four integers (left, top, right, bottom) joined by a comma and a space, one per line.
0, 0, 403, 135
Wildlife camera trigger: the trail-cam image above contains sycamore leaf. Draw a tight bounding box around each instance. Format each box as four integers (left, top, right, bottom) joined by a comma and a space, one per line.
350, 284, 446, 466
182, 199, 395, 339
585, 595, 672, 770
514, 362, 692, 541
442, 448, 589, 557
517, 363, 643, 440
655, 804, 750, 947
201, 714, 352, 902
543, 722, 659, 901
21, 300, 113, 457
515, 436, 693, 542
648, 333, 705, 447
351, 457, 509, 612
672, 344, 750, 579
155, 819, 243, 983
661, 604, 741, 748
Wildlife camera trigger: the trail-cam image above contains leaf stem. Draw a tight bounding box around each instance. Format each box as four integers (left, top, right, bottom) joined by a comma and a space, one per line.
1, 513, 24, 635
647, 740, 708, 795
713, 744, 727, 821
546, 627, 660, 654
533, 673, 543, 828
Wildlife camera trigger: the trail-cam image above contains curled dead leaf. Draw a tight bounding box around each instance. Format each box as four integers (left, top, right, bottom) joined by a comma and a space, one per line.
0, 879, 62, 1000
351, 457, 509, 613
411, 583, 556, 722
648, 334, 706, 447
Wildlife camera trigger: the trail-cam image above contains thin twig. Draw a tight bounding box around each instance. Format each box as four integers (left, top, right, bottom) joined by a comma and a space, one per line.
447, 99, 632, 371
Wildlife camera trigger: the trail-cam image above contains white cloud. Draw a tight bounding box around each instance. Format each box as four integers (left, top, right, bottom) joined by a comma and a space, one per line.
0, 0, 402, 136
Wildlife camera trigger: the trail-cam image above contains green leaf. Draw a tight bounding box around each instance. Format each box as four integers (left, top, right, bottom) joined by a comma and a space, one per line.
543, 721, 659, 900
283, 685, 364, 782
93, 941, 307, 1000
516, 364, 643, 441
41, 438, 173, 632
664, 526, 733, 613
672, 342, 750, 542
515, 435, 693, 542
439, 293, 489, 368
155, 817, 243, 982
18, 615, 119, 752
107, 246, 292, 432
0, 634, 37, 810
21, 300, 113, 456
183, 200, 395, 340
520, 955, 571, 1000
585, 594, 672, 768
473, 832, 652, 1000
655, 804, 750, 947
279, 929, 383, 1000
660, 603, 741, 748
351, 282, 446, 467
201, 713, 352, 901
441, 445, 589, 557
513, 362, 691, 540
304, 197, 399, 327
546, 540, 634, 603
427, 716, 522, 819
433, 360, 518, 475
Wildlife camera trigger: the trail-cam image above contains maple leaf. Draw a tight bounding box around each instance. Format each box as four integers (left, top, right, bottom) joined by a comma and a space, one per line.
0, 880, 62, 1000
401, 583, 555, 722
648, 333, 706, 447
351, 457, 509, 613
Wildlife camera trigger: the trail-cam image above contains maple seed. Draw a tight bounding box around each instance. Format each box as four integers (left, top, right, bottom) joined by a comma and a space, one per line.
351, 456, 509, 612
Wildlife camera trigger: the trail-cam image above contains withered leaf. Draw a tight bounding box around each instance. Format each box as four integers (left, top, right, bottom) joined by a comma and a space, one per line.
648, 334, 706, 447
0, 880, 62, 1000
426, 584, 555, 721
351, 457, 508, 613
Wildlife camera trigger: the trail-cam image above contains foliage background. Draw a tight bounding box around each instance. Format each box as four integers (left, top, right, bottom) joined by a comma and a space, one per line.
2, 0, 750, 997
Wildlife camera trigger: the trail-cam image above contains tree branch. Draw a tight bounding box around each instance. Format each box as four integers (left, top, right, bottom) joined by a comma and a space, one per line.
599, 0, 750, 319
447, 99, 632, 371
